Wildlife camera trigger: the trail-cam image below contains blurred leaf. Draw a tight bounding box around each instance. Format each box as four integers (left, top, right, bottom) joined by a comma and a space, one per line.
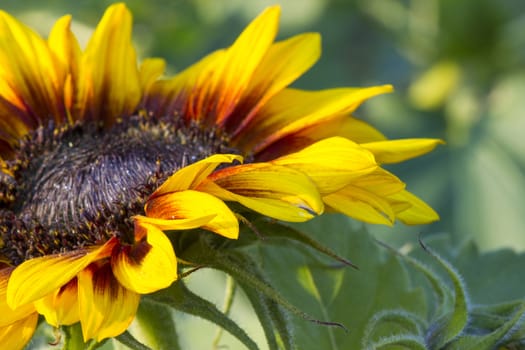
409, 60, 461, 110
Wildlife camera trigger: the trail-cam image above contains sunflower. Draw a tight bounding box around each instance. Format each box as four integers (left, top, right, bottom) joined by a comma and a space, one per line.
0, 3, 441, 348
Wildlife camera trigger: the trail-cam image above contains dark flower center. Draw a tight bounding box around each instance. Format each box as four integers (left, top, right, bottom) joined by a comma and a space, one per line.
0, 114, 236, 265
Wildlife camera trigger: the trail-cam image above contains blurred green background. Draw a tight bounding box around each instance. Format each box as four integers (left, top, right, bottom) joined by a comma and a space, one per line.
4, 0, 525, 251
4, 1, 525, 349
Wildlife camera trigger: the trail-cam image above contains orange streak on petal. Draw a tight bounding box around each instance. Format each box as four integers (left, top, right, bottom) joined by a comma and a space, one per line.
78, 263, 140, 342
34, 278, 79, 327
7, 239, 115, 308
112, 222, 177, 294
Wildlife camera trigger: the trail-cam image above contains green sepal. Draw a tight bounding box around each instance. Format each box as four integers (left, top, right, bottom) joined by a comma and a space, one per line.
374, 238, 453, 316
148, 279, 259, 350
445, 302, 525, 350
367, 334, 429, 350
419, 240, 469, 349
362, 309, 427, 347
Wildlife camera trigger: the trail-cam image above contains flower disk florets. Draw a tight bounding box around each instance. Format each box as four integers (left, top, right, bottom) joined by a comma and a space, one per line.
0, 114, 236, 265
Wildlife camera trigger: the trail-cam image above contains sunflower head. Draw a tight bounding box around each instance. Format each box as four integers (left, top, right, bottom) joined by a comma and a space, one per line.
0, 3, 441, 348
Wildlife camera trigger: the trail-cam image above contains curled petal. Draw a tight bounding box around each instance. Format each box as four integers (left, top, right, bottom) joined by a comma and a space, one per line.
78, 264, 140, 342
0, 313, 38, 350
361, 139, 444, 164
133, 214, 216, 231
324, 186, 396, 226
389, 190, 440, 224
146, 190, 239, 239
272, 137, 378, 194
34, 278, 79, 326
200, 163, 324, 222
112, 221, 177, 294
151, 153, 243, 197
7, 240, 115, 308
322, 169, 407, 225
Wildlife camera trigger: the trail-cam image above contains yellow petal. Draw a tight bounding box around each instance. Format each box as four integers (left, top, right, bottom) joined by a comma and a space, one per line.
272, 137, 378, 193
0, 268, 35, 327
78, 264, 140, 342
238, 85, 393, 153
0, 10, 66, 124
323, 186, 396, 226
133, 214, 216, 232
389, 190, 440, 224
228, 33, 321, 136
200, 163, 324, 222
112, 222, 177, 294
151, 154, 243, 197
139, 58, 166, 98
7, 241, 114, 308
34, 279, 79, 326
145, 6, 280, 124
211, 5, 280, 124
76, 3, 140, 122
361, 139, 444, 164
350, 168, 406, 196
133, 214, 215, 231
144, 49, 225, 120
145, 190, 239, 239
48, 14, 81, 123
0, 313, 37, 350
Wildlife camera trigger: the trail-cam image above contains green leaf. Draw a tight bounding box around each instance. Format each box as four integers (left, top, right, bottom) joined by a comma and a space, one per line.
115, 331, 151, 350
148, 280, 259, 350
135, 298, 181, 350
410, 235, 525, 305
244, 218, 357, 268
251, 215, 427, 350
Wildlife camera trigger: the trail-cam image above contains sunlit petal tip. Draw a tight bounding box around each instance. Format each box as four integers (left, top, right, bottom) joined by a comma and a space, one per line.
151, 153, 243, 196
362, 138, 445, 164
391, 190, 440, 225
112, 222, 177, 294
